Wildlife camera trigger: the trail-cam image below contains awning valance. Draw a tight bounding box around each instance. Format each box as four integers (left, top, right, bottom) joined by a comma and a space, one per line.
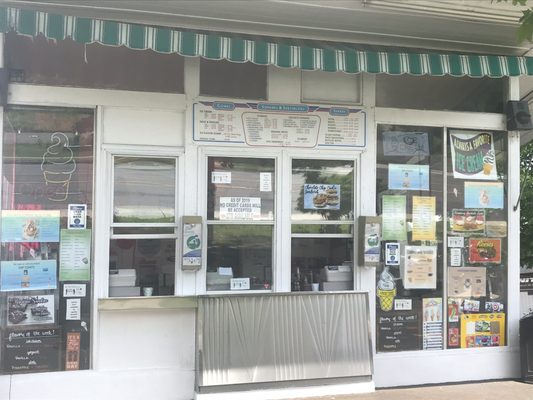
1, 6, 532, 78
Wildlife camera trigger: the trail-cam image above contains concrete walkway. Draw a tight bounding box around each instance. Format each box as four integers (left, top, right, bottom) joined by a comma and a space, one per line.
298, 380, 533, 400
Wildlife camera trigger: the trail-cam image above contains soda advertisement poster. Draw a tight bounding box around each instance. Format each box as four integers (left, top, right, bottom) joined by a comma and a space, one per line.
460, 313, 505, 348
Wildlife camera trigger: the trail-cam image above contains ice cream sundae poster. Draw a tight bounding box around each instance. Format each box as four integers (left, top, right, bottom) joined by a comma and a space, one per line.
1, 210, 60, 243
7, 295, 55, 326
382, 195, 407, 241
464, 181, 504, 209
468, 238, 501, 264
450, 209, 485, 234
0, 260, 57, 292
304, 184, 340, 210
450, 131, 497, 180
388, 164, 429, 191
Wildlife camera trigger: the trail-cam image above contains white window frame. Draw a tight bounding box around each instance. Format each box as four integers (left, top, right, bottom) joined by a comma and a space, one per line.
103, 144, 185, 297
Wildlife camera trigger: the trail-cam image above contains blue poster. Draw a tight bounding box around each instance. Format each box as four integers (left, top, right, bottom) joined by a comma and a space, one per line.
0, 260, 57, 291
464, 181, 504, 209
303, 184, 341, 210
1, 210, 60, 243
388, 164, 430, 191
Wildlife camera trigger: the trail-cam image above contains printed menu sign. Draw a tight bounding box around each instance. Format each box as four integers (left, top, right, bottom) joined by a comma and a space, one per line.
59, 229, 91, 281
450, 131, 497, 180
403, 246, 437, 289
219, 197, 261, 220
447, 267, 486, 298
193, 101, 366, 148
377, 311, 420, 352
382, 195, 407, 240
3, 328, 60, 373
412, 196, 436, 241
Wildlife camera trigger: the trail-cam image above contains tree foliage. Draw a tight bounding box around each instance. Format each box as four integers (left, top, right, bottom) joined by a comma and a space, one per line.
521, 141, 533, 267
496, 0, 533, 42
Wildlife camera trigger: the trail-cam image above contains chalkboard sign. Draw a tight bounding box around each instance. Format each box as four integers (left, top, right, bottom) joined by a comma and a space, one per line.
3, 328, 60, 373
377, 311, 421, 352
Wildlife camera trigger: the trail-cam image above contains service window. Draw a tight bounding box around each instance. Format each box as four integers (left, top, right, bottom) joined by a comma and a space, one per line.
1, 106, 94, 373
109, 156, 178, 297
375, 125, 507, 352
291, 159, 355, 291
206, 157, 275, 291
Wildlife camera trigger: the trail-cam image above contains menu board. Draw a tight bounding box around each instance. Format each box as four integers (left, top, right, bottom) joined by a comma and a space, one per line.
3, 328, 60, 373
193, 101, 366, 148
377, 311, 420, 352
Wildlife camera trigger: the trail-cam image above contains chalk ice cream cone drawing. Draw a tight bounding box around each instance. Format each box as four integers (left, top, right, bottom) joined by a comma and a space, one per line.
377, 266, 396, 312
41, 132, 76, 201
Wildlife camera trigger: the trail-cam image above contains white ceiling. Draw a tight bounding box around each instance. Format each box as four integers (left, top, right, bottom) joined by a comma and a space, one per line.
4, 0, 533, 56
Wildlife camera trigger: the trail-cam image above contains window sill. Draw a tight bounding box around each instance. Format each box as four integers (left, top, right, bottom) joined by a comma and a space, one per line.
98, 296, 198, 311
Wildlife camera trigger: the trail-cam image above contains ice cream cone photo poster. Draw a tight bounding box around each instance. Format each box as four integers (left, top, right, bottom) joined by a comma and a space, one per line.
41, 132, 77, 202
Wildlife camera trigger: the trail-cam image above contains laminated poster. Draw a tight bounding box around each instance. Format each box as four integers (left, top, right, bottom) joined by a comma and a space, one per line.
388, 164, 430, 191
423, 298, 443, 350
460, 313, 505, 348
1, 210, 60, 242
382, 131, 430, 156
382, 195, 407, 241
468, 238, 501, 264
464, 181, 504, 209
403, 246, 437, 289
219, 197, 261, 220
449, 131, 497, 180
363, 220, 381, 264
7, 295, 55, 326
0, 260, 57, 292
412, 196, 436, 241
450, 209, 485, 235
304, 184, 340, 210
447, 267, 486, 298
59, 229, 91, 281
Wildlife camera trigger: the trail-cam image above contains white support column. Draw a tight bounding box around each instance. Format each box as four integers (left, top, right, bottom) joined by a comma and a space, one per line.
507, 76, 522, 349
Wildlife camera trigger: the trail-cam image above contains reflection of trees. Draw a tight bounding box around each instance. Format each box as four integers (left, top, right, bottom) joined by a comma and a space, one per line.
295, 160, 353, 220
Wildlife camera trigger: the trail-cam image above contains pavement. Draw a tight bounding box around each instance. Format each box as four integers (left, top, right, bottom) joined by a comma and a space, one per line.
298, 380, 533, 400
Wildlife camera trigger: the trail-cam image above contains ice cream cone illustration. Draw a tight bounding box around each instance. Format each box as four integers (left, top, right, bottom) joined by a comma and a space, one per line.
377, 266, 396, 312
482, 150, 495, 176
41, 132, 76, 202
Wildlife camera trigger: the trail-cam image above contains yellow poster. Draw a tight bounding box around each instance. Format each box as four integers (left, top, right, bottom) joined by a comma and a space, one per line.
460, 313, 505, 348
412, 196, 436, 241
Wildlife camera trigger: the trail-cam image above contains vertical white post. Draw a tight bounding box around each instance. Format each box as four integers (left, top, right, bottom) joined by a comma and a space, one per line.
507, 76, 521, 349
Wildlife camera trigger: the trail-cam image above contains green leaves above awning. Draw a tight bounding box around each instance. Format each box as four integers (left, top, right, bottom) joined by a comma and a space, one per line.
1, 6, 532, 78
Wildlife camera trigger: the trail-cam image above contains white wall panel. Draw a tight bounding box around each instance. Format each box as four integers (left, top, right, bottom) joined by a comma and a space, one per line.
102, 107, 185, 147
97, 309, 195, 371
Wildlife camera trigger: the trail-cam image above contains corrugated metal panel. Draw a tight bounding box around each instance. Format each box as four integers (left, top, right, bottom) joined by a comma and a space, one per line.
197, 292, 372, 387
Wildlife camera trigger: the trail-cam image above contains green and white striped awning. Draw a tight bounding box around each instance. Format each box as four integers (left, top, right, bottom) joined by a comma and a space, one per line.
1, 6, 532, 78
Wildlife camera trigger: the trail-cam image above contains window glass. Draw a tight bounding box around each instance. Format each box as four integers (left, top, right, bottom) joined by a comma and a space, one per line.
206, 225, 273, 291
207, 157, 275, 221
1, 106, 94, 373
113, 157, 176, 224
291, 159, 354, 221
376, 75, 504, 113
109, 239, 175, 296
206, 156, 275, 291
291, 159, 355, 292
375, 125, 444, 352
109, 156, 178, 297
5, 32, 184, 93
446, 130, 507, 349
200, 59, 267, 100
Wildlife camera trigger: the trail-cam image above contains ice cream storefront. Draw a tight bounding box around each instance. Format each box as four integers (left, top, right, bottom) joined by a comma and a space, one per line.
0, 4, 529, 400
